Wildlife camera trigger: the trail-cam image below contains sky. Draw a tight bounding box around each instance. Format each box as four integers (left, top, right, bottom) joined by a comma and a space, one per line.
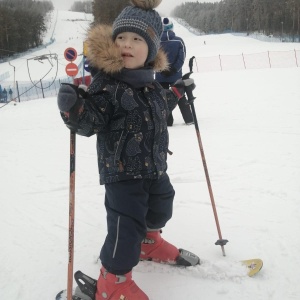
50, 0, 220, 14
1, 8, 300, 300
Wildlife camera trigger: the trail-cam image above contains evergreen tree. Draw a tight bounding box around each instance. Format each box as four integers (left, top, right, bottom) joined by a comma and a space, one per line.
92, 0, 128, 25
0, 0, 53, 59
172, 0, 300, 41
71, 1, 93, 13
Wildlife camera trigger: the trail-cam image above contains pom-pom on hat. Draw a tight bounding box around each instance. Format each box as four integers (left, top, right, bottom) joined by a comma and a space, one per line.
112, 0, 163, 64
163, 17, 174, 31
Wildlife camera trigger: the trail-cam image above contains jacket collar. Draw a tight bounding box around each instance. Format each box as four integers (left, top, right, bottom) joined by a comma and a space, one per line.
86, 24, 169, 75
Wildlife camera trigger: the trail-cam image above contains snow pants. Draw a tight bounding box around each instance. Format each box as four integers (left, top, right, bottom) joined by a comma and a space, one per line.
100, 174, 175, 275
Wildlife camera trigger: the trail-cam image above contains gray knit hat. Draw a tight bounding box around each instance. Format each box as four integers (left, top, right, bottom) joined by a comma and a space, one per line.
112, 0, 163, 64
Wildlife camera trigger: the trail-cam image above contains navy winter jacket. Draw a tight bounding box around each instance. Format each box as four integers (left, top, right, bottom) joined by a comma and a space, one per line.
59, 24, 178, 185
155, 30, 186, 84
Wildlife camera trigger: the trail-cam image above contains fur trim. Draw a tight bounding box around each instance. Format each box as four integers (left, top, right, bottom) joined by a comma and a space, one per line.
86, 25, 124, 74
86, 24, 169, 74
152, 48, 169, 71
130, 0, 162, 10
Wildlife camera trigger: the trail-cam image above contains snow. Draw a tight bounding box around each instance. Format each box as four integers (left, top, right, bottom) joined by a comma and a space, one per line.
1, 10, 300, 300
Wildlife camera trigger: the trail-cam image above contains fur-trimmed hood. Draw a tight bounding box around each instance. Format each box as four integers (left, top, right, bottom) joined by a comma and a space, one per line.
85, 24, 169, 74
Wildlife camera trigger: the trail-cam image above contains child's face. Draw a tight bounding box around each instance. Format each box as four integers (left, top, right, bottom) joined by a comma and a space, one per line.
115, 32, 148, 69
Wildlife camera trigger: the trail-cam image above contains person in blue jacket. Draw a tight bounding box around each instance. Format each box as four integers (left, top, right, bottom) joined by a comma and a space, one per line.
156, 18, 194, 126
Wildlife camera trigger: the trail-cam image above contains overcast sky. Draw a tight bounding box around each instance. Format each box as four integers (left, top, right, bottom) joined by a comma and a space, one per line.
50, 0, 220, 14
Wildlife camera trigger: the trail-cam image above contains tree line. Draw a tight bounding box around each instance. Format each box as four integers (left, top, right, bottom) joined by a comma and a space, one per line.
92, 0, 128, 25
4, 0, 298, 61
70, 1, 93, 14
0, 0, 127, 59
0, 0, 53, 59
173, 0, 300, 41
69, 0, 128, 24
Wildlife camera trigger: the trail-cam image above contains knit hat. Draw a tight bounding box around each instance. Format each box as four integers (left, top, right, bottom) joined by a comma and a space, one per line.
163, 17, 173, 31
112, 0, 163, 64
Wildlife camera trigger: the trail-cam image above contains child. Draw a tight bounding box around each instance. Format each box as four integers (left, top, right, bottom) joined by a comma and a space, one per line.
57, 0, 198, 299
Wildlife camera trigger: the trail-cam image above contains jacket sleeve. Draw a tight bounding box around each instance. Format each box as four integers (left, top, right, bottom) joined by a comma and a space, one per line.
61, 87, 114, 137
172, 37, 186, 72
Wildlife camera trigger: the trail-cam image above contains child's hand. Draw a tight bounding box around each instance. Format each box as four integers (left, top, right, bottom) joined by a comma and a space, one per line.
57, 83, 87, 112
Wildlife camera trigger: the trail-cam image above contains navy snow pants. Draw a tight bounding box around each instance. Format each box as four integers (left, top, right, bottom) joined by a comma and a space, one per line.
100, 174, 175, 275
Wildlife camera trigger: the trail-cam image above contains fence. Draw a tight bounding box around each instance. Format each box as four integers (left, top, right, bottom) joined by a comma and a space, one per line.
1, 49, 300, 104
183, 49, 300, 73
0, 52, 88, 103
0, 76, 74, 103
0, 74, 93, 104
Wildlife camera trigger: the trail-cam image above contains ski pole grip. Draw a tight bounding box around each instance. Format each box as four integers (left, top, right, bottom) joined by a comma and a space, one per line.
189, 56, 195, 73
182, 72, 196, 104
185, 86, 196, 104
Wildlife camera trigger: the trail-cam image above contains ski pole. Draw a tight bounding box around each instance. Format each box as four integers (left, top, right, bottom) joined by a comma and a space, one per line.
67, 130, 76, 300
184, 57, 228, 256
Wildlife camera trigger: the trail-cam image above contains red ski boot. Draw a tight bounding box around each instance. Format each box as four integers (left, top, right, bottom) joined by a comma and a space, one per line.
140, 230, 180, 264
95, 267, 149, 300
140, 230, 200, 266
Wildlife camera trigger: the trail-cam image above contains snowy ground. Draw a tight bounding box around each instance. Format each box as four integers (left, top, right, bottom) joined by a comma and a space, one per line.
1, 11, 300, 300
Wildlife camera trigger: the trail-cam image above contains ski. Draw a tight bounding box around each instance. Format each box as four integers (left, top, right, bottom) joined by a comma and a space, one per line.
56, 248, 199, 300
55, 290, 84, 300
56, 271, 96, 300
56, 289, 91, 300
241, 258, 263, 277
56, 257, 263, 300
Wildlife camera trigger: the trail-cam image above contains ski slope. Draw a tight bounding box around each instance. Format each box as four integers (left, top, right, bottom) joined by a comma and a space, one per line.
1, 10, 300, 300
0, 10, 92, 83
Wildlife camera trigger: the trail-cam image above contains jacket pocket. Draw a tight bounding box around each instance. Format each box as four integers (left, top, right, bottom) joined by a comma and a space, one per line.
114, 130, 128, 163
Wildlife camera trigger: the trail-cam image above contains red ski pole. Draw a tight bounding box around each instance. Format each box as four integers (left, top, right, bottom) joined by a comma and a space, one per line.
67, 130, 76, 299
184, 57, 228, 256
